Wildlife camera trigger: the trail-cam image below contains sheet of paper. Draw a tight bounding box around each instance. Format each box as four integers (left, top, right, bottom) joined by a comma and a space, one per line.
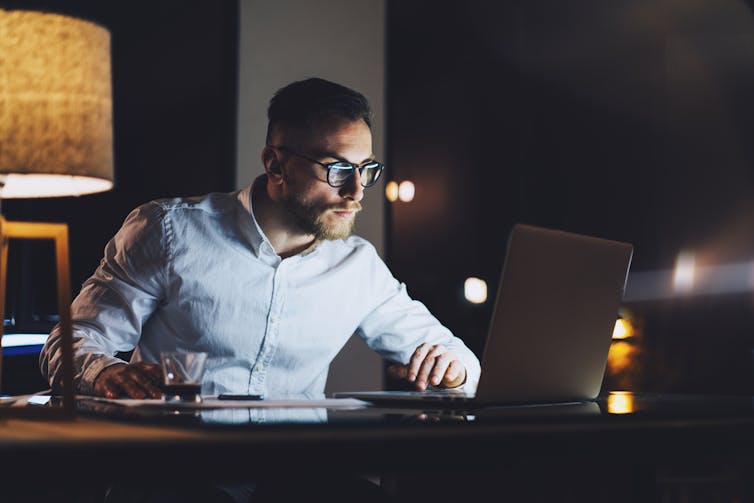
0, 393, 52, 407
79, 396, 369, 410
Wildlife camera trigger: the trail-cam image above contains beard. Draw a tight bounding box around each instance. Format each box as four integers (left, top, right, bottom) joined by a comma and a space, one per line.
281, 177, 361, 241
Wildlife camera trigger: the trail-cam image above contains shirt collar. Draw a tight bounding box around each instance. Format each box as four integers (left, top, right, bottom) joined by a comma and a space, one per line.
237, 175, 271, 258
299, 237, 321, 257
238, 175, 321, 259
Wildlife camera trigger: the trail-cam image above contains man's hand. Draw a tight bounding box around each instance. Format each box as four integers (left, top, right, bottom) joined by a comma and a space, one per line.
93, 362, 164, 399
386, 343, 467, 391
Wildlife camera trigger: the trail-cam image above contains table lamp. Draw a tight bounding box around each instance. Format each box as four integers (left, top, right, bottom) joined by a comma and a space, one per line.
0, 9, 113, 415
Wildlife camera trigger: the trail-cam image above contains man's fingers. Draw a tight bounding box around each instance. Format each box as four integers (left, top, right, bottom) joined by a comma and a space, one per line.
126, 369, 164, 399
442, 364, 467, 388
134, 363, 165, 396
414, 345, 447, 390
407, 343, 432, 381
95, 363, 164, 399
429, 353, 456, 386
401, 344, 466, 390
137, 363, 165, 384
120, 384, 143, 399
438, 359, 464, 386
94, 364, 126, 397
103, 385, 120, 399
115, 372, 152, 399
442, 359, 460, 383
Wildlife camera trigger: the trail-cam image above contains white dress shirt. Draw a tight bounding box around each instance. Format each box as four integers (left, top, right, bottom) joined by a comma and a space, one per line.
40, 179, 481, 396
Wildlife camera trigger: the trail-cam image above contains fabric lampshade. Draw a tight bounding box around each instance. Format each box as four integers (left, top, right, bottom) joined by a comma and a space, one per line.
0, 9, 113, 198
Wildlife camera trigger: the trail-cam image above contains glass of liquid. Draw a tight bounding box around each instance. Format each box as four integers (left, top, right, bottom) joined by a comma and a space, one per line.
160, 351, 208, 403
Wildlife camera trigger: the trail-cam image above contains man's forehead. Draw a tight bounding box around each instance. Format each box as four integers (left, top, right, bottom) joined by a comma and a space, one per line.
279, 119, 373, 157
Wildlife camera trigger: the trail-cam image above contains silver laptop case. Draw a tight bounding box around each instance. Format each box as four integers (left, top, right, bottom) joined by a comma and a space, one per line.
333, 224, 633, 407
475, 224, 633, 404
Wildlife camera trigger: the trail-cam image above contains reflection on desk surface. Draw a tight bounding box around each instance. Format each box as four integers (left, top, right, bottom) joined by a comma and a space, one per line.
76, 394, 339, 425
67, 391, 754, 427
200, 407, 328, 425
79, 395, 365, 410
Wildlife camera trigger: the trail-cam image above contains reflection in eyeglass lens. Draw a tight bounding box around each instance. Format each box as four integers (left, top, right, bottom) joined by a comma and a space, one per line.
330, 163, 382, 187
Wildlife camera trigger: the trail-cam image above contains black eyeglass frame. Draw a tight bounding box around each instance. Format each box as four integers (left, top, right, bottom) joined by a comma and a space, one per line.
272, 145, 385, 188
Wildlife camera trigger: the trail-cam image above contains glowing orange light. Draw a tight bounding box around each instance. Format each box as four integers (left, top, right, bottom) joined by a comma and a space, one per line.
606, 340, 636, 375
385, 181, 398, 202
612, 318, 632, 340
606, 391, 635, 414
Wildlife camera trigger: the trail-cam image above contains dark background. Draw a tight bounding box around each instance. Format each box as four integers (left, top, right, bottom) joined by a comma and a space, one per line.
386, 0, 754, 395
0, 0, 238, 393
4, 0, 754, 396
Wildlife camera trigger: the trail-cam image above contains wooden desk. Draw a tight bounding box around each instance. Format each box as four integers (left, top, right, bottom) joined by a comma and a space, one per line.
1, 393, 752, 502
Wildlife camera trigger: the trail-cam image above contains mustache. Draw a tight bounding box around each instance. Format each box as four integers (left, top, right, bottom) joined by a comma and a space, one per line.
327, 202, 362, 212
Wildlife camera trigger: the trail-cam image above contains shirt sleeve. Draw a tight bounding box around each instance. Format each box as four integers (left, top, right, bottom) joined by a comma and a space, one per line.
39, 202, 169, 395
355, 246, 481, 393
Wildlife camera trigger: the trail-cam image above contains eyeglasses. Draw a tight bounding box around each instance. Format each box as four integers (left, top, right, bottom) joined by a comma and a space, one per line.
273, 145, 384, 188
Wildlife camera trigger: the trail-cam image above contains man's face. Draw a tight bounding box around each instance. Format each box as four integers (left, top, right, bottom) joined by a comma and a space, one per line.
277, 118, 373, 240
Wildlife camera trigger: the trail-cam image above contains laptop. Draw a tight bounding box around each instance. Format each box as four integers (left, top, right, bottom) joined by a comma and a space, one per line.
334, 223, 633, 408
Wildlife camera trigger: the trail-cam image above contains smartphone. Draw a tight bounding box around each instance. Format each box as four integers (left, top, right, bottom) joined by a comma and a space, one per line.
217, 394, 264, 401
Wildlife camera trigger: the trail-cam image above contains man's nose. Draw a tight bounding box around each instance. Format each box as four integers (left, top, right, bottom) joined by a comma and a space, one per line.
339, 168, 364, 202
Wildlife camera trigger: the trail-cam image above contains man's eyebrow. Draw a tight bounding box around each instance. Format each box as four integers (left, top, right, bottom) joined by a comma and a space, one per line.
317, 150, 376, 164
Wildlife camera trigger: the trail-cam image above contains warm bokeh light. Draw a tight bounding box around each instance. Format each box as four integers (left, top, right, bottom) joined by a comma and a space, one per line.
673, 251, 696, 294
464, 277, 487, 304
606, 391, 635, 414
612, 318, 632, 340
385, 181, 398, 202
605, 310, 642, 390
398, 181, 415, 202
606, 340, 636, 375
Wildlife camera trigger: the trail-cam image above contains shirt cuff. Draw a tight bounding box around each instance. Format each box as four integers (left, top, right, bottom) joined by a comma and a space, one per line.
79, 355, 128, 395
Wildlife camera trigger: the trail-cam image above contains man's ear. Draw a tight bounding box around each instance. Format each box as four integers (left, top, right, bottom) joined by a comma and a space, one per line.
262, 146, 284, 184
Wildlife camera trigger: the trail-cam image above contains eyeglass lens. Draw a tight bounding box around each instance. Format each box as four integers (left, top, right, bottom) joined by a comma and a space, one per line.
328, 162, 382, 187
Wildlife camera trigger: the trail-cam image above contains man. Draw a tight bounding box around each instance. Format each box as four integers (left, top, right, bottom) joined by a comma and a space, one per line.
40, 77, 480, 401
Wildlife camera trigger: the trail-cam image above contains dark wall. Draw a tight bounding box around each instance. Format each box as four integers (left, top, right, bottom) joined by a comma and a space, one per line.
1, 0, 239, 326
0, 0, 238, 393
387, 0, 754, 394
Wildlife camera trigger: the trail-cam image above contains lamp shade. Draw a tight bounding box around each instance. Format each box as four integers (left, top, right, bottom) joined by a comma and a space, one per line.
0, 9, 113, 198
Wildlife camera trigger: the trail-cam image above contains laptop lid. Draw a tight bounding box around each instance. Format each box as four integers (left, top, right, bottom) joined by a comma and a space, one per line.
334, 223, 633, 407
474, 223, 633, 404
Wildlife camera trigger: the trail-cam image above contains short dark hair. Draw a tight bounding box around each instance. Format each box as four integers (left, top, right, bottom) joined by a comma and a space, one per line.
265, 78, 372, 144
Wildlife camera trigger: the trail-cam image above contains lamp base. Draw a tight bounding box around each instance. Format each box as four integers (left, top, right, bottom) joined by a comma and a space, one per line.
0, 216, 74, 417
